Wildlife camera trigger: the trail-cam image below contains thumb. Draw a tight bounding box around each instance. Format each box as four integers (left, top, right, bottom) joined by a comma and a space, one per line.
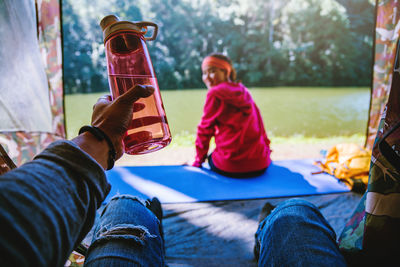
117, 85, 155, 104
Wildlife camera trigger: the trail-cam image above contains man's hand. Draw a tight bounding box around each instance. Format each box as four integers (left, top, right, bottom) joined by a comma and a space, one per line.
91, 85, 154, 159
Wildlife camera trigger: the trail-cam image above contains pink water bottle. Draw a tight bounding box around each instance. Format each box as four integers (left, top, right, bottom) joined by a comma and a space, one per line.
100, 15, 171, 155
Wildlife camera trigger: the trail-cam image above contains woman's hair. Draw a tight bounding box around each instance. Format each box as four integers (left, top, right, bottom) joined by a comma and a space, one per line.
207, 53, 237, 82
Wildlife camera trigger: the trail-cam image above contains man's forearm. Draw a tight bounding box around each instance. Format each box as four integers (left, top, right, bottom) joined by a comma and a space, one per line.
0, 140, 110, 266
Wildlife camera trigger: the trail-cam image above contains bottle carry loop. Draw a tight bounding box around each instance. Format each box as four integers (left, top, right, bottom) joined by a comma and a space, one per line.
136, 22, 158, 41
101, 15, 158, 43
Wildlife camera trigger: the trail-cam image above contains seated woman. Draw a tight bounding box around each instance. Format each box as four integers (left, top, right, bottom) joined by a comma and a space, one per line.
192, 53, 272, 178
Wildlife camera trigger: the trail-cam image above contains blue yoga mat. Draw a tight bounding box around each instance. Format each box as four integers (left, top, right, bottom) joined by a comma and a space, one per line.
104, 159, 350, 204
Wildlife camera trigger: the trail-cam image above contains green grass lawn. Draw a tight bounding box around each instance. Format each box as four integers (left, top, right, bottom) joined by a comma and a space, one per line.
65, 87, 368, 146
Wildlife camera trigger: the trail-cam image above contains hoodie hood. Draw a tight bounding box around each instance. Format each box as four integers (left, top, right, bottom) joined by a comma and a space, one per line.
208, 82, 252, 115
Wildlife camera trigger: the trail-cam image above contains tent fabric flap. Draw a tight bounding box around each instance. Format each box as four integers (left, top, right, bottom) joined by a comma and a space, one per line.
365, 0, 400, 149
0, 0, 52, 133
0, 0, 65, 166
339, 1, 400, 263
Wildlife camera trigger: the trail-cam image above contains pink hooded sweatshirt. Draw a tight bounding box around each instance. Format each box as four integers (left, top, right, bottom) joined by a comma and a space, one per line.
194, 82, 271, 173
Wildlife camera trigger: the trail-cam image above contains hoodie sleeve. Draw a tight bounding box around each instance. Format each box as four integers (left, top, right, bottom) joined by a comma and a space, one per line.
0, 140, 110, 266
193, 91, 224, 167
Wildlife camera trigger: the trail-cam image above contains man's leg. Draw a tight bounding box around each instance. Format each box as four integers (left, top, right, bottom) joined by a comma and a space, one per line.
255, 198, 346, 267
84, 195, 164, 266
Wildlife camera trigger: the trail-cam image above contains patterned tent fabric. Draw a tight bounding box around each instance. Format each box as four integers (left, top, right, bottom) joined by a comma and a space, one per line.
365, 0, 400, 149
339, 0, 400, 264
0, 144, 16, 175
0, 0, 65, 166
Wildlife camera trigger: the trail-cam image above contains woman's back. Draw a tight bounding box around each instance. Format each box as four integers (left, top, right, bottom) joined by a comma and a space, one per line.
193, 53, 271, 176
204, 82, 271, 173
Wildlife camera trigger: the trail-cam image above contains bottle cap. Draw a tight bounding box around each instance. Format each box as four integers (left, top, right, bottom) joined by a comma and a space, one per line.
100, 15, 158, 43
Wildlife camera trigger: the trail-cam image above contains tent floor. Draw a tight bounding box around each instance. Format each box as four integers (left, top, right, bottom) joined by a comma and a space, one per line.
163, 192, 362, 266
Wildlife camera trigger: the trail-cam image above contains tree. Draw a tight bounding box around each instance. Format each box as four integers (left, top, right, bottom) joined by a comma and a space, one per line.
62, 0, 144, 93
278, 0, 373, 86
62, 0, 375, 93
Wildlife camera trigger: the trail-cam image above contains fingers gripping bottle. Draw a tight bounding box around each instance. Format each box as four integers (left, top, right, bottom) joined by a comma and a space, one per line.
100, 15, 171, 155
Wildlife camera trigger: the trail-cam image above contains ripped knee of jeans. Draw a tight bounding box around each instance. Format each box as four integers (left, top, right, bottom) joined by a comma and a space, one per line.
92, 224, 157, 247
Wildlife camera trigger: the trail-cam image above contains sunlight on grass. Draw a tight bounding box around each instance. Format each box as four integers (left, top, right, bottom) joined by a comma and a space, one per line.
65, 87, 369, 147
65, 92, 105, 139
270, 133, 365, 145
168, 131, 365, 147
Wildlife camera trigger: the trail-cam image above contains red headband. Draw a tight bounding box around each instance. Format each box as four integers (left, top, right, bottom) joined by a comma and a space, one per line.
202, 56, 232, 77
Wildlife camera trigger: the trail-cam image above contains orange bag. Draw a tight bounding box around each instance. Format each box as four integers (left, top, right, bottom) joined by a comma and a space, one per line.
314, 143, 371, 192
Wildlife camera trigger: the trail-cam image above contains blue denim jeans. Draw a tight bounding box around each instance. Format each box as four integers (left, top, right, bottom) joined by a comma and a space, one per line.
84, 195, 165, 266
255, 199, 346, 267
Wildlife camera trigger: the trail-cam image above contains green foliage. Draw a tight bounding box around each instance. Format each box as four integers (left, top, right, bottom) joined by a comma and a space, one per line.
62, 0, 108, 93
62, 0, 144, 93
62, 0, 375, 94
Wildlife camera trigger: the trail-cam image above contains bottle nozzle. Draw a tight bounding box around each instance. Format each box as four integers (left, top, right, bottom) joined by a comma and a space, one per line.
100, 15, 119, 31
